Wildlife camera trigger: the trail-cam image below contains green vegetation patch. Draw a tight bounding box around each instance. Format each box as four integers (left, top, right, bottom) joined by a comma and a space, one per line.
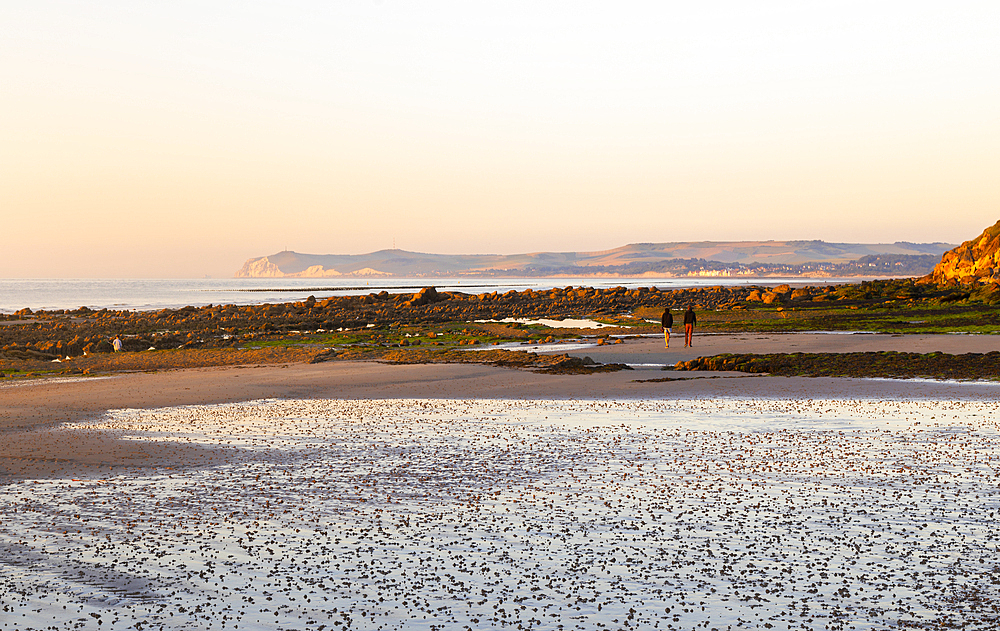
241, 323, 523, 351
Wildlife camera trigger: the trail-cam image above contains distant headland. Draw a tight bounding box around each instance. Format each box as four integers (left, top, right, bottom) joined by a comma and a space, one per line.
236, 240, 954, 279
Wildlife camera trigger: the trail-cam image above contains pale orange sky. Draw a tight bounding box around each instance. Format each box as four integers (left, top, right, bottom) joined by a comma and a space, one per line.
2, 2, 998, 278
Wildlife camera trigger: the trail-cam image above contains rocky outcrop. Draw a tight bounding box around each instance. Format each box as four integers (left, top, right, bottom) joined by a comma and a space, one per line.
404, 286, 446, 307
924, 220, 1000, 286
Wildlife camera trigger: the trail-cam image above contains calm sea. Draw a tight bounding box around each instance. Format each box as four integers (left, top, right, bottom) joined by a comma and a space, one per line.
0, 276, 870, 313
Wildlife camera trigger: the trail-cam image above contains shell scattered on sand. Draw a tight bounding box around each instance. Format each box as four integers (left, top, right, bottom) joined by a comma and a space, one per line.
2, 395, 999, 630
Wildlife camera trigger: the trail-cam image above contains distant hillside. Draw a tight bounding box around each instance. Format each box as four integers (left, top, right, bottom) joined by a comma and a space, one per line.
924, 220, 1000, 286
235, 241, 954, 278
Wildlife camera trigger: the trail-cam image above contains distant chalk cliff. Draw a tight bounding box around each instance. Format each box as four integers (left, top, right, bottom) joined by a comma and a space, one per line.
236, 253, 389, 278
237, 257, 286, 278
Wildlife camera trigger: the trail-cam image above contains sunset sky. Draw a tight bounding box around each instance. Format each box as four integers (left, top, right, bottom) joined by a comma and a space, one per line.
3, 2, 998, 278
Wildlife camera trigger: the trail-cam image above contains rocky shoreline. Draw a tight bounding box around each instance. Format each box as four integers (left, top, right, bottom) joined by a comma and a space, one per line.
2, 278, 999, 380
0, 279, 979, 354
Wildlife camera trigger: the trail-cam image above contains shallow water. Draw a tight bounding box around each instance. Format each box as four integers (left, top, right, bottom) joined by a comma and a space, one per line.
475, 318, 616, 330
481, 340, 600, 353
2, 397, 999, 630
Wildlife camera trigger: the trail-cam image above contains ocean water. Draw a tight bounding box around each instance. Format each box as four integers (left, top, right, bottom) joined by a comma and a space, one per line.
2, 395, 998, 630
0, 277, 869, 313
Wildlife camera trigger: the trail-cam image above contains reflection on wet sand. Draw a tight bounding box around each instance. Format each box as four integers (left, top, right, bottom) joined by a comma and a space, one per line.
2, 396, 999, 630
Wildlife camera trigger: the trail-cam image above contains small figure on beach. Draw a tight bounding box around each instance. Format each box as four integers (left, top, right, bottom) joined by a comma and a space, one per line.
684, 305, 696, 347
661, 308, 673, 348
112, 336, 123, 352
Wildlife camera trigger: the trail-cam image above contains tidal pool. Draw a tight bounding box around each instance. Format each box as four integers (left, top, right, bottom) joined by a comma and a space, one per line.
2, 396, 999, 630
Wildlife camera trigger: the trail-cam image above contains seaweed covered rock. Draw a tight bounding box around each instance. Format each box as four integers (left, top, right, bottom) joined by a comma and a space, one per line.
405, 286, 446, 307
674, 351, 1000, 379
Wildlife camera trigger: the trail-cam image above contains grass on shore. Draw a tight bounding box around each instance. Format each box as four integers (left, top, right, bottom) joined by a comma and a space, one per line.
694, 303, 1000, 335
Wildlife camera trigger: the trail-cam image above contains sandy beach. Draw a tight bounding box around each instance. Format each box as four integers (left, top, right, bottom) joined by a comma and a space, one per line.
6, 331, 1000, 424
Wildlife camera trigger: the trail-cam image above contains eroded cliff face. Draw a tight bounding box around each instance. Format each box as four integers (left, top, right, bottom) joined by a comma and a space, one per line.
236, 257, 285, 278
925, 220, 1000, 286
300, 265, 343, 278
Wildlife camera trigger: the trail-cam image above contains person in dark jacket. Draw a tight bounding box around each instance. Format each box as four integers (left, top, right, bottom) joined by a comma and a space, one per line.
661, 309, 673, 348
683, 305, 696, 347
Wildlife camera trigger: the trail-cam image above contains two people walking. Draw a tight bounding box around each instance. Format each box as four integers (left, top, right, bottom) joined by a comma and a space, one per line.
661, 305, 696, 348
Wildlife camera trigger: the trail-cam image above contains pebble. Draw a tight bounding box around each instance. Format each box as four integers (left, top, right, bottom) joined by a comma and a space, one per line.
1, 395, 998, 630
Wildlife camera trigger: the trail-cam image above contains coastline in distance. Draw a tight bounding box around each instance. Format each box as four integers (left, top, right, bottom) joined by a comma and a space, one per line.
237, 240, 952, 279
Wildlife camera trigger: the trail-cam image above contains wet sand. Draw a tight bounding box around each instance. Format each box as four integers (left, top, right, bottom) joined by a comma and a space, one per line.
2, 396, 998, 629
